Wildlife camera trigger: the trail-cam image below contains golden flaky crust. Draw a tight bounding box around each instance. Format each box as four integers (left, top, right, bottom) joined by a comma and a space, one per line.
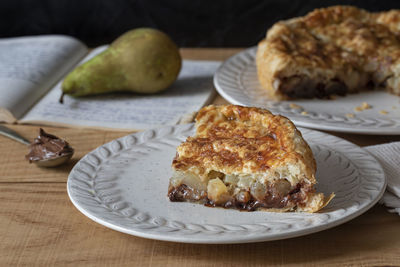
256, 6, 400, 99
169, 105, 333, 212
174, 105, 316, 183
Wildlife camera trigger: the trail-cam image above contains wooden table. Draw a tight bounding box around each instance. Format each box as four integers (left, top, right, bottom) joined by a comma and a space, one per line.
1, 48, 399, 266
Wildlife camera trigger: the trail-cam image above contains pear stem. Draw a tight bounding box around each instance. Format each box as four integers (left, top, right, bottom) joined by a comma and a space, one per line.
59, 92, 65, 104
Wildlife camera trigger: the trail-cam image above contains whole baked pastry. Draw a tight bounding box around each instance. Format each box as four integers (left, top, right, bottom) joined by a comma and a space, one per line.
168, 105, 333, 212
256, 5, 400, 99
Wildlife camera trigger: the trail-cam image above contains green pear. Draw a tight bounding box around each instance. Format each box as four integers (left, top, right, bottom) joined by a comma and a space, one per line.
60, 28, 181, 102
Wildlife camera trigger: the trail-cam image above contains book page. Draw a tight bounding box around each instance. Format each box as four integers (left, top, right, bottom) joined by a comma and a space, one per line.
20, 46, 221, 130
0, 35, 87, 121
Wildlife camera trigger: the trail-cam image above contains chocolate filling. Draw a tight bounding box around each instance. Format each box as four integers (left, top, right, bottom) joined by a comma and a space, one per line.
168, 182, 309, 211
168, 184, 206, 202
279, 75, 348, 99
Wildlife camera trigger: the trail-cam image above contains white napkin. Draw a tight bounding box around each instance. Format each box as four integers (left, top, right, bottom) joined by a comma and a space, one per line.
365, 142, 400, 215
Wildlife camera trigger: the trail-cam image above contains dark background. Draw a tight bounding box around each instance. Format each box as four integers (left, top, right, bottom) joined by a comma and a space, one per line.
1, 0, 399, 47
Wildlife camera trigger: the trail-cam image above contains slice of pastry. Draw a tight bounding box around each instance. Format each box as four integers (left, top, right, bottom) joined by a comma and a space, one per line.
256, 5, 400, 100
168, 105, 333, 212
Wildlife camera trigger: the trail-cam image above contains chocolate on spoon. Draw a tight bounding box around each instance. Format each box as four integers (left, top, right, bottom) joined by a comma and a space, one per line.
25, 128, 74, 167
0, 125, 74, 167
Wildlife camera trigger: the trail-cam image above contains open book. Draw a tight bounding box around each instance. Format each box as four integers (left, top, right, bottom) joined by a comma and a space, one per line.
0, 35, 220, 130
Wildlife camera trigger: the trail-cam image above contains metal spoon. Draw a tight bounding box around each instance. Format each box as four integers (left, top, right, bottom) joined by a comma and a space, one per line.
0, 125, 74, 167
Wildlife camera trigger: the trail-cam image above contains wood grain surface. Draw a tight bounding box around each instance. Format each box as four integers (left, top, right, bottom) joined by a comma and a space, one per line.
0, 48, 399, 266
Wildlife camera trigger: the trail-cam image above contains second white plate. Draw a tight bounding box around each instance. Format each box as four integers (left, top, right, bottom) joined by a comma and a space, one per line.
214, 47, 400, 134
67, 124, 386, 244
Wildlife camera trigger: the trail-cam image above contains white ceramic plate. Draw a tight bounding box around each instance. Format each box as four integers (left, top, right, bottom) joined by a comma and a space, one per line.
67, 124, 386, 244
214, 47, 400, 134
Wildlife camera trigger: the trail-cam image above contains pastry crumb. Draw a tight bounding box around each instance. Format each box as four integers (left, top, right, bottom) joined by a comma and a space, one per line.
354, 102, 372, 112
289, 103, 302, 109
301, 111, 308, 115
345, 113, 355, 118
379, 110, 388, 115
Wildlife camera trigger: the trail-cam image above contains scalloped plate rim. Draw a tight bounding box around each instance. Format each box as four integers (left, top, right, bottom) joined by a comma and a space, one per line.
67, 124, 386, 244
